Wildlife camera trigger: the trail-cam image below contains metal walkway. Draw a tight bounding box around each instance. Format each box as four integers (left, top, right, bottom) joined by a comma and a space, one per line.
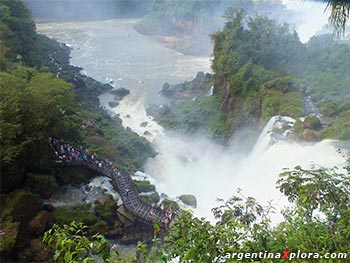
49, 138, 172, 227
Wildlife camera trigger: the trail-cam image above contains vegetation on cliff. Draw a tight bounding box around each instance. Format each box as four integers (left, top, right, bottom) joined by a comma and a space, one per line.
24, 0, 150, 21
0, 1, 156, 260
150, 9, 350, 142
148, 72, 230, 140
1, 0, 349, 261
211, 9, 349, 140
136, 0, 288, 55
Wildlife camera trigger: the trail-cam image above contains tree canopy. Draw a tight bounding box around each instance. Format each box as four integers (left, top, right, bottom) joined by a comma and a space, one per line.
43, 163, 350, 262
324, 0, 350, 35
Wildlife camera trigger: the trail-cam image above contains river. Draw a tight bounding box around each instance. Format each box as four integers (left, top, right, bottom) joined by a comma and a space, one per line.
37, 19, 347, 222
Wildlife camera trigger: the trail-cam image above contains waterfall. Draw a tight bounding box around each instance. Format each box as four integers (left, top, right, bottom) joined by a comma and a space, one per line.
205, 86, 213, 97
250, 115, 295, 159
140, 115, 345, 223
46, 176, 122, 207
304, 96, 322, 118
37, 19, 346, 223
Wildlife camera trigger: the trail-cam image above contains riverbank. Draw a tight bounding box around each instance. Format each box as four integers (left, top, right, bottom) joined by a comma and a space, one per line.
1, 14, 163, 262
135, 25, 212, 56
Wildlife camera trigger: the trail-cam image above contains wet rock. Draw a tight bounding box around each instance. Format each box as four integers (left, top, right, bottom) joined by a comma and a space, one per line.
110, 87, 130, 100
108, 223, 124, 237
1, 190, 42, 224
42, 204, 55, 212
102, 83, 114, 91
143, 131, 151, 136
28, 210, 50, 236
303, 115, 321, 130
108, 101, 119, 108
0, 220, 19, 256
95, 196, 108, 206
303, 129, 318, 141
161, 82, 175, 96
140, 121, 148, 127
19, 239, 53, 262
120, 232, 143, 245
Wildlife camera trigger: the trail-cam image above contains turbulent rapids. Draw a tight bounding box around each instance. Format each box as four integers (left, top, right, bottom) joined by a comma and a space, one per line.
38, 19, 347, 222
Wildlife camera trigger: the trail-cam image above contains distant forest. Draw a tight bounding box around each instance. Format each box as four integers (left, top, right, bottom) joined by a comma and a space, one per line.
24, 0, 150, 20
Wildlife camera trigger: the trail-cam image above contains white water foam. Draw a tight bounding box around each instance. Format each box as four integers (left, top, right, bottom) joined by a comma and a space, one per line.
47, 176, 122, 207
105, 97, 347, 222
37, 18, 346, 223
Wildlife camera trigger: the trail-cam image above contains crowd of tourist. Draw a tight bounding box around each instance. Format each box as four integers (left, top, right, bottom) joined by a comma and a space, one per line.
49, 137, 113, 169
49, 137, 175, 227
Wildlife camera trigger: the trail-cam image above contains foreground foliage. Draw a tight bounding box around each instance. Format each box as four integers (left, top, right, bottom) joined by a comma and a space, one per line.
43, 222, 116, 263
163, 164, 350, 263
43, 163, 350, 262
1, 1, 155, 260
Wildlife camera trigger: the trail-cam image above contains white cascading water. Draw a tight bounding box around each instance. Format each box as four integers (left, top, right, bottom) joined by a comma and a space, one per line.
111, 108, 346, 222
249, 116, 295, 159
37, 7, 347, 221
46, 176, 122, 207
205, 86, 214, 97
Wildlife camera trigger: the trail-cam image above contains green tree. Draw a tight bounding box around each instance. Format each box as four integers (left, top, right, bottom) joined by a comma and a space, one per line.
137, 238, 167, 263
43, 221, 116, 263
0, 69, 77, 192
0, 0, 42, 67
164, 210, 218, 262
161, 163, 350, 263
324, 0, 350, 35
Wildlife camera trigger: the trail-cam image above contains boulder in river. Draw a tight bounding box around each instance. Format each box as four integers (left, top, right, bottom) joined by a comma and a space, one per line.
110, 87, 130, 100
303, 128, 318, 141
143, 131, 151, 136
140, 121, 148, 127
161, 82, 175, 96
109, 101, 119, 108
303, 115, 321, 130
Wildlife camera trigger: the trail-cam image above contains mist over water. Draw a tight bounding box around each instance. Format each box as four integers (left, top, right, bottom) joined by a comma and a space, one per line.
282, 0, 330, 42
37, 11, 346, 222
37, 19, 211, 105
142, 117, 345, 222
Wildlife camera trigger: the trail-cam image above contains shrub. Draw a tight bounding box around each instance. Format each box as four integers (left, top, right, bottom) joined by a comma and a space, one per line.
134, 180, 156, 193
25, 173, 58, 198
50, 208, 98, 226
179, 194, 197, 208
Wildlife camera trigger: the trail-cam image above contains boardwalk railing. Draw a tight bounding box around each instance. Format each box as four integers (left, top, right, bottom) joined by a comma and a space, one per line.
49, 138, 172, 227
